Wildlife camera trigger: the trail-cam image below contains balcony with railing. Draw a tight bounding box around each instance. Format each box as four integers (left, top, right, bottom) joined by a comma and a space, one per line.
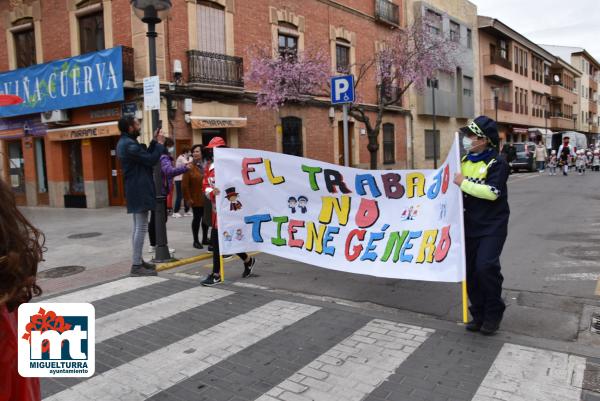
550, 83, 577, 104
590, 100, 598, 114
549, 112, 574, 130
187, 50, 244, 91
482, 98, 514, 123
483, 54, 513, 82
490, 52, 512, 70
375, 0, 400, 26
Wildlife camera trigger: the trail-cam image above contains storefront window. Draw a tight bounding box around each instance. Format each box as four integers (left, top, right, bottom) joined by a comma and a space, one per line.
69, 141, 84, 194
35, 138, 48, 193
7, 141, 25, 193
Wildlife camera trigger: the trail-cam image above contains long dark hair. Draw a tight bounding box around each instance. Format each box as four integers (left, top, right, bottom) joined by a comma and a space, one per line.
0, 179, 44, 311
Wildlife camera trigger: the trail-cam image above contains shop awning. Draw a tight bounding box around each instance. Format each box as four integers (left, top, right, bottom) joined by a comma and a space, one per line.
0, 128, 25, 140
190, 116, 247, 129
47, 121, 120, 141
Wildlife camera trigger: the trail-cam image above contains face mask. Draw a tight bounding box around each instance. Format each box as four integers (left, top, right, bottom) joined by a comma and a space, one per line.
168, 147, 175, 153
462, 136, 474, 152
130, 129, 141, 138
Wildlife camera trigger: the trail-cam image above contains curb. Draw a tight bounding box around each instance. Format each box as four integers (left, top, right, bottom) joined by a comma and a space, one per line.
156, 253, 213, 272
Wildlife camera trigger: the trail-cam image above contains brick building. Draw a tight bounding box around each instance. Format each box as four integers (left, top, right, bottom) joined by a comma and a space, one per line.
478, 17, 583, 146
0, 0, 409, 209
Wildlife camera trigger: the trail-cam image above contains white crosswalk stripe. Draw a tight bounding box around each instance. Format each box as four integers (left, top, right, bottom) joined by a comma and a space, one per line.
44, 300, 320, 401
95, 286, 232, 342
45, 277, 167, 303
39, 278, 594, 401
472, 343, 586, 401
257, 319, 433, 401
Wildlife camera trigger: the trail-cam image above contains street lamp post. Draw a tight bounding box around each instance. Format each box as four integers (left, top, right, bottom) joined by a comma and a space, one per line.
493, 87, 499, 123
131, 0, 173, 263
544, 96, 549, 136
431, 78, 439, 169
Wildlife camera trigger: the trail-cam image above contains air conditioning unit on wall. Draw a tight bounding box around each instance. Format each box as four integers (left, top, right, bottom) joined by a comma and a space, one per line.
41, 110, 69, 124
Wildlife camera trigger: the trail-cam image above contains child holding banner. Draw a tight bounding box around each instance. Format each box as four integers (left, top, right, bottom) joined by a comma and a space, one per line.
201, 137, 256, 286
454, 116, 510, 336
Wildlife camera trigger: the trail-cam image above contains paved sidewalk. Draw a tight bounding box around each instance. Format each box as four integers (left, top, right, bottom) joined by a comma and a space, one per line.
39, 275, 600, 401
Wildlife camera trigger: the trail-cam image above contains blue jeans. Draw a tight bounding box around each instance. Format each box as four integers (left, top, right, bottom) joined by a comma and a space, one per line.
132, 211, 149, 265
536, 161, 545, 172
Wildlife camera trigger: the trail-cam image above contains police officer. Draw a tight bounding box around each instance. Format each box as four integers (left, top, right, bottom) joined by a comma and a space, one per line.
453, 115, 510, 335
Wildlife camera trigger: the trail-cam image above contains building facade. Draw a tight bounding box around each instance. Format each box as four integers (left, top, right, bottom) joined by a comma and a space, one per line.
0, 0, 409, 208
541, 45, 600, 144
405, 0, 479, 169
477, 16, 566, 145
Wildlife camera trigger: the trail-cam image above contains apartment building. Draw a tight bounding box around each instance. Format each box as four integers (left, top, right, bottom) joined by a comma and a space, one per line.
405, 0, 479, 169
0, 0, 408, 208
541, 45, 600, 144
477, 16, 571, 145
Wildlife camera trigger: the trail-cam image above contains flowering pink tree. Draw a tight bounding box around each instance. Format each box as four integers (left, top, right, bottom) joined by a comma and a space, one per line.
246, 47, 330, 110
350, 17, 458, 168
246, 16, 458, 168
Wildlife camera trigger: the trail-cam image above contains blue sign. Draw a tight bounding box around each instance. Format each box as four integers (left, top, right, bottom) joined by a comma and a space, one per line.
121, 102, 137, 118
0, 47, 124, 118
331, 75, 355, 104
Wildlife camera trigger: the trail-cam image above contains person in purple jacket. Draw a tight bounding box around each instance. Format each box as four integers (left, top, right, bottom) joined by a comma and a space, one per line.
148, 137, 191, 254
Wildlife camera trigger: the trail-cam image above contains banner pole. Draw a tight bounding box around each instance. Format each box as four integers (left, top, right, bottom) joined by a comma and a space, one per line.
455, 132, 468, 324
220, 255, 225, 280
462, 280, 468, 323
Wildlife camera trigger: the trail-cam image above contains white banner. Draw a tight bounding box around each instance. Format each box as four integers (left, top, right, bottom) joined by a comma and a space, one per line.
214, 136, 465, 282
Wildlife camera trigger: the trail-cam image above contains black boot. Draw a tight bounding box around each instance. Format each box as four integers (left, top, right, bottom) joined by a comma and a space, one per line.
480, 321, 501, 336
465, 320, 483, 332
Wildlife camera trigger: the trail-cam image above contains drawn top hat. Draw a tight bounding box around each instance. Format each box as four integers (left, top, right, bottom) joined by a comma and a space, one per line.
225, 187, 239, 199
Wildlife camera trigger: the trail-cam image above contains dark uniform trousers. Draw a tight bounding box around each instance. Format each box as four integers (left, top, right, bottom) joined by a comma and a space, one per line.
466, 235, 506, 323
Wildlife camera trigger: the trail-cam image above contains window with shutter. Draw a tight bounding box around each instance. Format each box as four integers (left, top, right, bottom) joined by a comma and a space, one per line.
282, 117, 303, 157
78, 11, 104, 53
197, 1, 226, 54
336, 41, 350, 73
383, 123, 395, 164
14, 28, 36, 68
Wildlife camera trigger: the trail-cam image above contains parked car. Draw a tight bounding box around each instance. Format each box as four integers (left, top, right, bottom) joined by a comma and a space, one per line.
510, 142, 536, 172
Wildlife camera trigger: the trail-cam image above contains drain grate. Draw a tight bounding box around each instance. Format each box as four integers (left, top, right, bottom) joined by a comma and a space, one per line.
38, 265, 86, 279
67, 232, 102, 239
592, 313, 600, 334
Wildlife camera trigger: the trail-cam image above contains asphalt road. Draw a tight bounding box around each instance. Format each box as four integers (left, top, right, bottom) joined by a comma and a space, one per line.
181, 170, 600, 343
22, 169, 600, 343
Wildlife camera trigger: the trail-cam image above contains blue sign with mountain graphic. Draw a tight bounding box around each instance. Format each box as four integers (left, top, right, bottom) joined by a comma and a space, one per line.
0, 47, 124, 118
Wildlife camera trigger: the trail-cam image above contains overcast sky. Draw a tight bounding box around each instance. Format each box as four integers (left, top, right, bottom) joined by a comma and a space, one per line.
471, 0, 600, 62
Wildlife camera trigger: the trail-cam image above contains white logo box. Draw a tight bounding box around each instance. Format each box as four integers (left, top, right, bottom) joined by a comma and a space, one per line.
18, 303, 95, 378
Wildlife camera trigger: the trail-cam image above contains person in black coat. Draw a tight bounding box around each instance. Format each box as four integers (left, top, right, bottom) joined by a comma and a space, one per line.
116, 117, 165, 276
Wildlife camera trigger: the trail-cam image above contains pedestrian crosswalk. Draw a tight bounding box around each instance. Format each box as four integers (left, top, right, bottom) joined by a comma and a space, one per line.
40, 277, 591, 401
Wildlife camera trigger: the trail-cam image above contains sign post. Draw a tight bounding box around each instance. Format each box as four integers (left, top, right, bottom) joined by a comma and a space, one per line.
331, 75, 355, 167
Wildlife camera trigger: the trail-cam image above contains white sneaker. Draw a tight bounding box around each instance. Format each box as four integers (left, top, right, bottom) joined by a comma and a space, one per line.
172, 213, 182, 218
147, 246, 155, 253
184, 212, 193, 217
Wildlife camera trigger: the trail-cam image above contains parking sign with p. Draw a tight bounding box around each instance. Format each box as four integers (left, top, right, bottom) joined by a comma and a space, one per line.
331, 75, 355, 104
